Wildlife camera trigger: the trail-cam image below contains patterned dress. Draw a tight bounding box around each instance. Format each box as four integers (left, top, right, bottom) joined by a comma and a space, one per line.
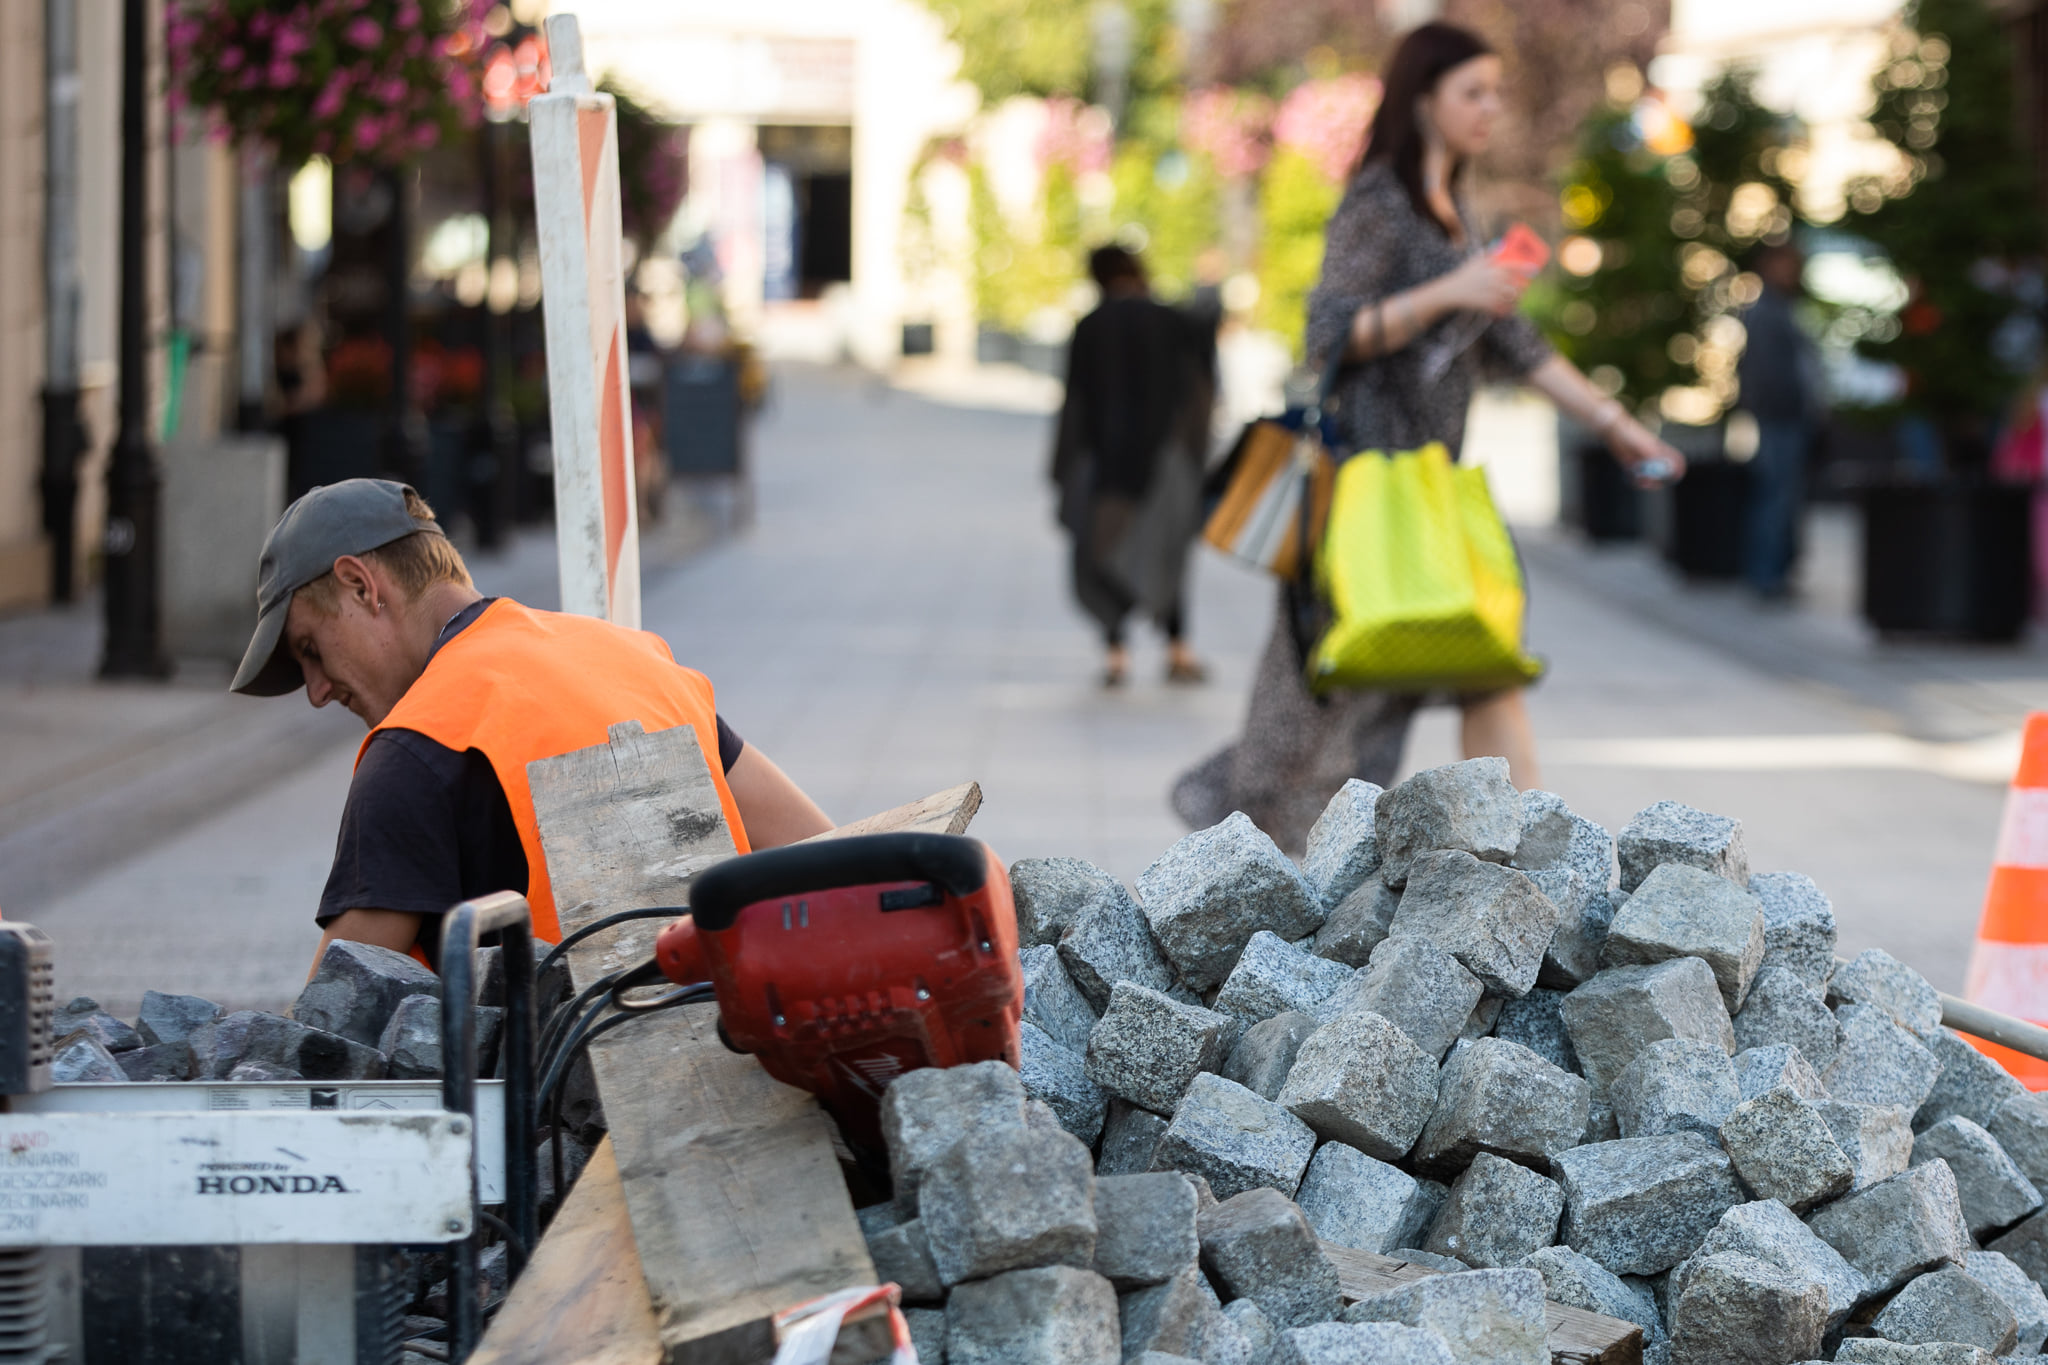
1172, 161, 1553, 854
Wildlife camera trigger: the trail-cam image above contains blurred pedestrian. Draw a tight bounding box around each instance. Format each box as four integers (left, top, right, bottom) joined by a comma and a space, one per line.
1052, 245, 1218, 687
1175, 21, 1683, 850
1736, 240, 1824, 600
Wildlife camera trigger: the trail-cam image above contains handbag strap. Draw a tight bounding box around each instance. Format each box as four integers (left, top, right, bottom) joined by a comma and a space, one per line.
1300, 341, 1351, 442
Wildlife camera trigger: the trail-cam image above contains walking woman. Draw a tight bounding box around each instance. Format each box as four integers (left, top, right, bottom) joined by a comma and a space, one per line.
1175, 21, 1683, 853
1052, 245, 1218, 686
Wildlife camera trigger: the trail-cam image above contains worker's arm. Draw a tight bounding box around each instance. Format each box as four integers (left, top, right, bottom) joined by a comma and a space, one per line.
726, 744, 833, 848
308, 908, 424, 979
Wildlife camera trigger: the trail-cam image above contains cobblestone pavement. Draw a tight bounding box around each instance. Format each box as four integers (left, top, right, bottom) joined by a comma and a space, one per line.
7, 363, 2025, 1014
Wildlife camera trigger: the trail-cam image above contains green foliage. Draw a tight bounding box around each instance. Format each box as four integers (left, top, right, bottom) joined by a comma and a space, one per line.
1255, 149, 1342, 356
1534, 104, 1690, 410
918, 0, 1179, 104
969, 162, 1088, 332
1107, 138, 1222, 301
1849, 0, 2044, 435
1536, 68, 1805, 418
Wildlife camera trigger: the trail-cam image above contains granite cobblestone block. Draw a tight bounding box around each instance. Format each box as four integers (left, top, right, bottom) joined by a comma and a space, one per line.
1301, 779, 1384, 910
1294, 1142, 1441, 1254
1085, 982, 1236, 1116
1137, 813, 1324, 991
1019, 943, 1100, 1053
1616, 801, 1748, 893
1374, 757, 1524, 889
1212, 932, 1352, 1025
1413, 1037, 1589, 1174
1603, 865, 1765, 1012
1197, 1188, 1341, 1328
1388, 850, 1560, 999
1276, 1007, 1438, 1161
1153, 1073, 1318, 1202
1748, 872, 1835, 994
1732, 966, 1842, 1071
1911, 1116, 2044, 1238
1611, 1038, 1741, 1140
1804, 1161, 1971, 1297
1313, 936, 1481, 1062
1421, 1151, 1565, 1269
1554, 1134, 1746, 1275
1220, 1011, 1318, 1102
1561, 958, 1735, 1096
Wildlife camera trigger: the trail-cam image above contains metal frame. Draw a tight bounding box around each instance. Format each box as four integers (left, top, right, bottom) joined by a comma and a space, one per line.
438, 892, 538, 1364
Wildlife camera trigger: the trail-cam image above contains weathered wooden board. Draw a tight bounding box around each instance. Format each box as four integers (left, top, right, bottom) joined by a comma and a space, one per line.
529, 721, 876, 1364
1322, 1243, 1644, 1365
468, 1138, 660, 1365
800, 781, 981, 843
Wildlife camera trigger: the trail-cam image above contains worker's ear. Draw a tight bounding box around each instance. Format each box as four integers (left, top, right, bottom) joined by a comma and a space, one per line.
329, 555, 379, 614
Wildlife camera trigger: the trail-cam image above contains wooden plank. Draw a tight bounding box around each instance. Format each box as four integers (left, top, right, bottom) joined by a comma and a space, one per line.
529, 721, 876, 1365
1321, 1243, 1643, 1365
469, 1139, 660, 1365
801, 780, 982, 842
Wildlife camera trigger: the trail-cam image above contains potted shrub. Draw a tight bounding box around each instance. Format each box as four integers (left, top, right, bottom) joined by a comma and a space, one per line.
1845, 0, 2042, 639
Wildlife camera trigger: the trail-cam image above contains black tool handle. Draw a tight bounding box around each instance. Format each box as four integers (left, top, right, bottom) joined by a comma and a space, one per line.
687, 833, 990, 932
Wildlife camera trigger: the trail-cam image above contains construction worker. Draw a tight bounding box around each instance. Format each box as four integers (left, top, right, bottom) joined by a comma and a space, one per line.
231, 479, 833, 971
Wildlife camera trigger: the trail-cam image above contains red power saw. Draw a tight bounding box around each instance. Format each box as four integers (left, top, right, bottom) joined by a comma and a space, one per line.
653, 833, 1024, 1162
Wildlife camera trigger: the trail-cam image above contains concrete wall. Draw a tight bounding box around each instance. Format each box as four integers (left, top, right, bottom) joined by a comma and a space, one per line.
0, 1, 45, 612
570, 0, 977, 370
0, 0, 235, 616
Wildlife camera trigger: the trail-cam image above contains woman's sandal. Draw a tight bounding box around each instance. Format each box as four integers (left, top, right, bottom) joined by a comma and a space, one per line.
1166, 658, 1208, 685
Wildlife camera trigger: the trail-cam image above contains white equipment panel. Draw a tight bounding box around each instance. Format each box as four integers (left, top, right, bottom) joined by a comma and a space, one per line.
0, 1110, 473, 1246
12, 1079, 508, 1200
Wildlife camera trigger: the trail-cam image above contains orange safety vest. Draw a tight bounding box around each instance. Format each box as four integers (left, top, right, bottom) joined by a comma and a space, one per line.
359, 598, 749, 943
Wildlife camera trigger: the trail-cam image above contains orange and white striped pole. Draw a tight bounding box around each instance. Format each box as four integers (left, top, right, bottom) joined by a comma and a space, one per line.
528, 13, 640, 627
1965, 712, 2048, 1087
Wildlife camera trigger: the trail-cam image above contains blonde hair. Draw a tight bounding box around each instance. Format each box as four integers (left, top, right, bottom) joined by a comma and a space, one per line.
296, 488, 472, 613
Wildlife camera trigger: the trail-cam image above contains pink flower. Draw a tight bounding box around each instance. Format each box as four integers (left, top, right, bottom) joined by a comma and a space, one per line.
1035, 97, 1113, 175
373, 77, 407, 106
312, 78, 347, 119
273, 24, 311, 59
344, 17, 382, 48
219, 45, 245, 72
356, 116, 385, 151
268, 60, 298, 89
1272, 74, 1381, 183
396, 3, 421, 30
1182, 87, 1274, 179
447, 68, 476, 103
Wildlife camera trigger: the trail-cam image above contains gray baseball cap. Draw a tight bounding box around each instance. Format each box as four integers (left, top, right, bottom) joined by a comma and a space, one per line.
231, 479, 445, 696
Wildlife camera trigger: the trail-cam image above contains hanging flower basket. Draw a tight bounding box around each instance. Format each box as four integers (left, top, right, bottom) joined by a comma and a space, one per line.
167, 0, 493, 167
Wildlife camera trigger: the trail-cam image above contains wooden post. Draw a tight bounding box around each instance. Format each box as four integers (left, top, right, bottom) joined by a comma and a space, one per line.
528, 13, 640, 626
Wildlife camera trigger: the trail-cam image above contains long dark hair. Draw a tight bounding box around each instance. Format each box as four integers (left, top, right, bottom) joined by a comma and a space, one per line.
1361, 22, 1495, 231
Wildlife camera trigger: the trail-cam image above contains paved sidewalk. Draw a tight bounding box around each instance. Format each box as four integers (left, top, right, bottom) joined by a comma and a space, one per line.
6, 363, 2023, 1015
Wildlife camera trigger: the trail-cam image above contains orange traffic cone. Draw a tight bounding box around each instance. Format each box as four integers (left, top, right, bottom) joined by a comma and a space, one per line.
1966, 712, 2048, 1088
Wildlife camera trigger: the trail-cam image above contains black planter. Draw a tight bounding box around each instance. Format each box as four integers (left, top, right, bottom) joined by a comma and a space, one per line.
1576, 440, 1642, 542
1663, 460, 1751, 580
664, 355, 742, 476
1861, 479, 2033, 640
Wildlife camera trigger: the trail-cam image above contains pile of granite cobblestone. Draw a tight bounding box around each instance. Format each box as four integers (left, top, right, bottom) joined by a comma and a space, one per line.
862, 758, 2048, 1365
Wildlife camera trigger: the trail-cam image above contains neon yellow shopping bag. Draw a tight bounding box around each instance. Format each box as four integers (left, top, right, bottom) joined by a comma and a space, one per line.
1308, 442, 1544, 693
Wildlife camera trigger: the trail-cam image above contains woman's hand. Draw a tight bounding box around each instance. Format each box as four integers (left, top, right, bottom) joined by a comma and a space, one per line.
1606, 419, 1687, 487
1435, 254, 1531, 318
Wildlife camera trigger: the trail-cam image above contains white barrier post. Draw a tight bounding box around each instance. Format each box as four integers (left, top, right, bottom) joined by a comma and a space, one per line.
528, 13, 640, 626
